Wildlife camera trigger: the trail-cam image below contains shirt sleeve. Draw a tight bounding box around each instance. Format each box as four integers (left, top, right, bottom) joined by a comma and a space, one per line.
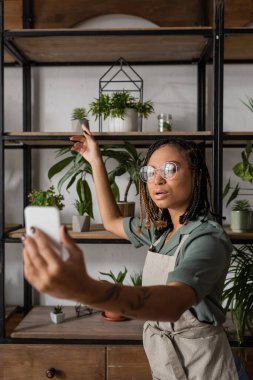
123, 217, 153, 248
167, 227, 232, 301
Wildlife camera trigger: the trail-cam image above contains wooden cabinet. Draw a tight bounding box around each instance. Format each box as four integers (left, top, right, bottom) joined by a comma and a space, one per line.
107, 346, 152, 380
0, 344, 106, 380
0, 307, 152, 380
0, 344, 152, 380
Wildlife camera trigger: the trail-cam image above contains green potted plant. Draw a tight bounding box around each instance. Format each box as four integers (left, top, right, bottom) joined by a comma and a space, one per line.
99, 267, 128, 321
102, 141, 145, 216
48, 141, 145, 219
72, 177, 93, 232
89, 91, 154, 132
223, 143, 253, 231
230, 199, 253, 232
222, 244, 253, 346
50, 305, 65, 324
48, 148, 94, 222
130, 271, 142, 286
28, 185, 64, 210
71, 107, 89, 132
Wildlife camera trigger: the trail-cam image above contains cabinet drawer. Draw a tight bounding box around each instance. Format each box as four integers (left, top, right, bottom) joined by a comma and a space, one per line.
107, 346, 152, 380
0, 344, 105, 380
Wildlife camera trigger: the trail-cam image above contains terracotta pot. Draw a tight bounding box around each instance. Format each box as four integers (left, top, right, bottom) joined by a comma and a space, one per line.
102, 311, 128, 321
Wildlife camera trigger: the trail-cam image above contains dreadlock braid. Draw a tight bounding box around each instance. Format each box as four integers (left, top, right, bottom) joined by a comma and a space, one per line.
139, 137, 213, 231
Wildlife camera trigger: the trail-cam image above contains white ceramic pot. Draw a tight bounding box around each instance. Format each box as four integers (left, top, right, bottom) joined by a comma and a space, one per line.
71, 119, 81, 132
50, 312, 65, 324
71, 118, 89, 132
230, 210, 253, 232
72, 215, 90, 232
108, 108, 138, 132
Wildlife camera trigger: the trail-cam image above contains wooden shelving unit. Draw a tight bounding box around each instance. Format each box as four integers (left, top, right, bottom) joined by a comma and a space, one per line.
1, 2, 253, 378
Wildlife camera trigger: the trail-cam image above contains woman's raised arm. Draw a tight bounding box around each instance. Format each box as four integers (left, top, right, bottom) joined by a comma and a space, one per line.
70, 125, 128, 240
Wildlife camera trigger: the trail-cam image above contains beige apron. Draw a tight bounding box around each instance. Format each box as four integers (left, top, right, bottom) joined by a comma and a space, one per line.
142, 234, 239, 380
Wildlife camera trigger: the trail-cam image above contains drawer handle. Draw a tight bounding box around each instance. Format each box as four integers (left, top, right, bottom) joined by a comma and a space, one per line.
46, 368, 56, 378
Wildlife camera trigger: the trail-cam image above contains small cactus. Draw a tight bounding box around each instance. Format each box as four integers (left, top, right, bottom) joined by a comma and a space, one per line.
53, 305, 63, 314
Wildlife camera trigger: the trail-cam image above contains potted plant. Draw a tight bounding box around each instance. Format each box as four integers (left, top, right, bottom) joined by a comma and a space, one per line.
130, 271, 142, 286
28, 185, 64, 210
71, 107, 89, 132
102, 141, 145, 216
222, 244, 253, 346
48, 148, 94, 222
99, 267, 128, 321
72, 177, 93, 232
89, 91, 154, 132
48, 141, 145, 218
223, 143, 253, 230
230, 199, 253, 232
50, 305, 65, 324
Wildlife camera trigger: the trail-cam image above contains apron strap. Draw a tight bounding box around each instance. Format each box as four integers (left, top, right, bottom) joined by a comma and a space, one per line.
146, 323, 188, 380
165, 234, 190, 275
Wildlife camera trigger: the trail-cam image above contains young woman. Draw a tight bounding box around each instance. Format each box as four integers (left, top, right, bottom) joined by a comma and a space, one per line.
22, 126, 239, 380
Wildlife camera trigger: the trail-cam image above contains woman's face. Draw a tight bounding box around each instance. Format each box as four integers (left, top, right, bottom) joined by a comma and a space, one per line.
146, 145, 194, 214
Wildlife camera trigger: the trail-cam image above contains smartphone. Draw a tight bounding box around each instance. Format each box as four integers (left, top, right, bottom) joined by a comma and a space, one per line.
24, 206, 62, 256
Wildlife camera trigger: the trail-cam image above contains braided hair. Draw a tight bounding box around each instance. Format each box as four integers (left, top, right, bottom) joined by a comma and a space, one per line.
139, 138, 213, 231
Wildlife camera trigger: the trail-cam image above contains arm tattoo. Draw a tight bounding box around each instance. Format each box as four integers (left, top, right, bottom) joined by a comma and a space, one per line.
88, 284, 151, 317
89, 284, 122, 304
128, 288, 151, 311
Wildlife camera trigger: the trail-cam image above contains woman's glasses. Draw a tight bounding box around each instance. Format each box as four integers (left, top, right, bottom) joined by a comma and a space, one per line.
139, 161, 179, 183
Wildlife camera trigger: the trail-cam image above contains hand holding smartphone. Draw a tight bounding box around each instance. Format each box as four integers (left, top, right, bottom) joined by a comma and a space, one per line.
24, 206, 63, 256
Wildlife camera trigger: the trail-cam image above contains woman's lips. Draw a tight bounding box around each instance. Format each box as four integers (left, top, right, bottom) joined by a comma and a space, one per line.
154, 190, 168, 200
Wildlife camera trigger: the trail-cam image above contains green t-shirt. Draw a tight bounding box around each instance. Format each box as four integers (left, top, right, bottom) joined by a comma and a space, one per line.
123, 216, 233, 326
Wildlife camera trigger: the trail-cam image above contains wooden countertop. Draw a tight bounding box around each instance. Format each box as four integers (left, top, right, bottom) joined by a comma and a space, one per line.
11, 306, 144, 341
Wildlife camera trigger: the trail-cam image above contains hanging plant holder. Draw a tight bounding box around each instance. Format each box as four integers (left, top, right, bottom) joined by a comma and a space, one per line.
98, 57, 143, 132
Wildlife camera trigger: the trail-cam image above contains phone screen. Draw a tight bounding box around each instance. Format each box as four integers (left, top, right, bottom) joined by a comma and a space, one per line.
24, 206, 62, 255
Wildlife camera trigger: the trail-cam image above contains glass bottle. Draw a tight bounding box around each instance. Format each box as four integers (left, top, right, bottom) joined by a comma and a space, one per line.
157, 113, 172, 132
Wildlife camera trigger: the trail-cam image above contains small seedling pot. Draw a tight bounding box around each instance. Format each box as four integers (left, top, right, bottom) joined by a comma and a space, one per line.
50, 312, 65, 324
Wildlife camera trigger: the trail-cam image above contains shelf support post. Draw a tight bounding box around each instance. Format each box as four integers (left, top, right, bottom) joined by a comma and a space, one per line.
0, 0, 5, 340
212, 0, 224, 222
23, 0, 33, 313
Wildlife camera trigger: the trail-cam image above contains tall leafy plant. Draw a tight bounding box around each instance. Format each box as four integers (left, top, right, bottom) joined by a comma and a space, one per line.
222, 244, 253, 345
48, 142, 145, 207
223, 143, 253, 207
48, 148, 94, 218
103, 141, 145, 202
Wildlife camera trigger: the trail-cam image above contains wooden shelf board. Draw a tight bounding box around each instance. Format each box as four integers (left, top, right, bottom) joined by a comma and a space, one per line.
225, 33, 253, 61
6, 305, 18, 320
11, 306, 144, 340
8, 224, 123, 241
4, 28, 211, 64
224, 225, 253, 241
11, 306, 251, 342
4, 131, 212, 146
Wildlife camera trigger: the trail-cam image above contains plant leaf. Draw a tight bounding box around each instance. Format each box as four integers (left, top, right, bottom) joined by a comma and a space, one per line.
225, 183, 240, 207
48, 156, 74, 180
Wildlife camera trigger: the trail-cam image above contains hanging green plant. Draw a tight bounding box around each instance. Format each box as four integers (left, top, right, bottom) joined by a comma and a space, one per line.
89, 91, 154, 120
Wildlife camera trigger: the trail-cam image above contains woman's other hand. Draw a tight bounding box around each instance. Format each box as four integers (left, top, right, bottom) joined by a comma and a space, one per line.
70, 124, 102, 165
22, 225, 90, 301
